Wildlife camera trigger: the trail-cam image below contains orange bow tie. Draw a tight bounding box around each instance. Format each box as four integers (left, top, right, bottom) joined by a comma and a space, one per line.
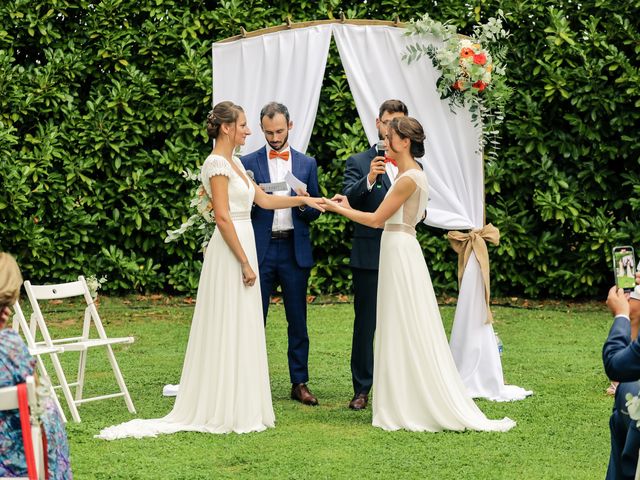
384, 157, 397, 167
269, 150, 290, 161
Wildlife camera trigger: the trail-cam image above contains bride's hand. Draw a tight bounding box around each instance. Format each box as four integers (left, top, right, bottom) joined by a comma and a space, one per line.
330, 194, 351, 209
321, 197, 340, 212
241, 262, 256, 287
302, 196, 326, 212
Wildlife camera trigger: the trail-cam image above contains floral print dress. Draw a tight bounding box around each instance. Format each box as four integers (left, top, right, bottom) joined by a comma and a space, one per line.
0, 328, 72, 479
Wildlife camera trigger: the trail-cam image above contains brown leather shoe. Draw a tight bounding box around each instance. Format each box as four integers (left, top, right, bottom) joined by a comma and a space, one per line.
349, 393, 368, 410
291, 383, 319, 406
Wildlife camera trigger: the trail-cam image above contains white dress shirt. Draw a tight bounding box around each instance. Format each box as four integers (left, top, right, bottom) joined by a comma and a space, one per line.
266, 145, 294, 232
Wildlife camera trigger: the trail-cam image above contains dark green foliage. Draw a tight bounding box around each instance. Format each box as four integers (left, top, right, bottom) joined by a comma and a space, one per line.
0, 0, 638, 297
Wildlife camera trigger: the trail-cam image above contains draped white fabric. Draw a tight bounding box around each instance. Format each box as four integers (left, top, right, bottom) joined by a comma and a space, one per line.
212, 25, 333, 155
212, 24, 530, 402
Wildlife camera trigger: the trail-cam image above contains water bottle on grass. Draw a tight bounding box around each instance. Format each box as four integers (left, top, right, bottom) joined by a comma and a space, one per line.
495, 332, 504, 356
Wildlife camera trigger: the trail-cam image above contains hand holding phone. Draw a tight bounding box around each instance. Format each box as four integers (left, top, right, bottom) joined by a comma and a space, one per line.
612, 246, 636, 292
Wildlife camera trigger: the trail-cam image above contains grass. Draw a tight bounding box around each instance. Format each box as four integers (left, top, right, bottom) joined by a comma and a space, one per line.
29, 296, 615, 479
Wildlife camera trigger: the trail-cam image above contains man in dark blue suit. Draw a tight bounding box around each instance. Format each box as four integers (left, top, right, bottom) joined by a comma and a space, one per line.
603, 282, 640, 479
342, 99, 408, 410
241, 102, 321, 406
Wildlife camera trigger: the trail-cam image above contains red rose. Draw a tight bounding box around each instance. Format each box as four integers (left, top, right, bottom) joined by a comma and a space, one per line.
473, 53, 487, 65
472, 80, 486, 91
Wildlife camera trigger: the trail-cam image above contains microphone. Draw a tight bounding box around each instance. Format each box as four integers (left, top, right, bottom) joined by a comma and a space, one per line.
375, 140, 386, 185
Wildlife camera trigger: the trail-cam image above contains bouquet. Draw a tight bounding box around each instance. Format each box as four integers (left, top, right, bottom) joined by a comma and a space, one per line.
165, 168, 216, 250
403, 11, 511, 157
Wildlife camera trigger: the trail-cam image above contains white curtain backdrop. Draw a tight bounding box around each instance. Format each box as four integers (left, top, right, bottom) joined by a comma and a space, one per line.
212, 25, 333, 155
212, 24, 530, 402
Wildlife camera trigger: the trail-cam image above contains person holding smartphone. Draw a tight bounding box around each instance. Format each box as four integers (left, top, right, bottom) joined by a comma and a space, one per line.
603, 275, 640, 480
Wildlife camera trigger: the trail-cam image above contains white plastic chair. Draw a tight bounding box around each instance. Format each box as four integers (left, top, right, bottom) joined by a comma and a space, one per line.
23, 276, 136, 422
0, 376, 46, 480
11, 301, 67, 423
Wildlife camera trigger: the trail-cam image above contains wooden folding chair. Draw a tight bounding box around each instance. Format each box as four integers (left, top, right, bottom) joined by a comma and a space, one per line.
23, 276, 136, 422
0, 376, 46, 480
11, 301, 67, 423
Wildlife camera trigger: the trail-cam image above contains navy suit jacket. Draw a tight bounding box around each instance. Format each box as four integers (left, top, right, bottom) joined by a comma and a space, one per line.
240, 146, 320, 268
603, 316, 640, 382
342, 145, 391, 270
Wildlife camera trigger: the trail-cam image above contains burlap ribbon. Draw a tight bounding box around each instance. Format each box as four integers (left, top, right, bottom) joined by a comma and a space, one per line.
447, 224, 500, 324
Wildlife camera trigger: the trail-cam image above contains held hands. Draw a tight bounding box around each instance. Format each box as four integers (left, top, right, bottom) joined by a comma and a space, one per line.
293, 188, 325, 212
321, 194, 351, 213
607, 286, 630, 318
241, 262, 256, 287
368, 156, 386, 185
300, 195, 325, 212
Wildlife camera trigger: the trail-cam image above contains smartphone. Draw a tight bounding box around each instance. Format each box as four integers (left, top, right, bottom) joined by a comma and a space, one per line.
612, 246, 636, 292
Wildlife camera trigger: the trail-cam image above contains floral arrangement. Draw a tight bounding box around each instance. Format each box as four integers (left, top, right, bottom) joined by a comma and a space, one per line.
164, 168, 216, 250
403, 11, 511, 156
86, 274, 107, 299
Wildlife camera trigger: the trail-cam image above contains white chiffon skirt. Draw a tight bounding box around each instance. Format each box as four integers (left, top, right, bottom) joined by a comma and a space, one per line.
372, 229, 515, 432
97, 218, 275, 439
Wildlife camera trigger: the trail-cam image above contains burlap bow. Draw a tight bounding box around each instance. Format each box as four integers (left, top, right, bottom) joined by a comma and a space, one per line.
447, 224, 500, 324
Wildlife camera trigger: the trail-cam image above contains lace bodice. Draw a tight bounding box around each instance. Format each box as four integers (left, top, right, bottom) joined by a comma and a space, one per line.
200, 154, 255, 214
384, 169, 429, 228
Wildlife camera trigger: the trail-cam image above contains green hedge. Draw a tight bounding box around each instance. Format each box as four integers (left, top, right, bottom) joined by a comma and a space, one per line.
1, 0, 638, 298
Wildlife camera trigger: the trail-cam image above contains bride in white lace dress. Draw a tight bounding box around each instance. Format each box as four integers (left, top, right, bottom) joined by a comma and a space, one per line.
322, 117, 515, 432
98, 102, 323, 439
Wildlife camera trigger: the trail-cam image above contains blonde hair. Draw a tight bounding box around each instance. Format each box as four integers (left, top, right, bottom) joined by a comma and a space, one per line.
0, 253, 23, 306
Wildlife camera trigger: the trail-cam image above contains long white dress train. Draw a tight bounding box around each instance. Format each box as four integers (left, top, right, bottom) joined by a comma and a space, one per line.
97, 155, 275, 439
372, 169, 515, 432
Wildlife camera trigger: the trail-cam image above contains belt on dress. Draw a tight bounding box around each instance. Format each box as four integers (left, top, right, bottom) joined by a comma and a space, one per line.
271, 229, 293, 239
384, 223, 416, 236
230, 212, 251, 221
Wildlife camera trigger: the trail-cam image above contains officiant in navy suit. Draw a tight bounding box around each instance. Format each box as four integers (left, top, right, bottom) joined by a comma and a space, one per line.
241, 102, 321, 406
342, 99, 408, 410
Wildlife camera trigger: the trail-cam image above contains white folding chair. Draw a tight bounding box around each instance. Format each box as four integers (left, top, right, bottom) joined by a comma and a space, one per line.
0, 376, 46, 480
11, 301, 67, 423
23, 276, 136, 422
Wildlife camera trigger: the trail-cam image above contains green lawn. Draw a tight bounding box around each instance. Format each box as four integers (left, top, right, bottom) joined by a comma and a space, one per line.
31, 297, 615, 479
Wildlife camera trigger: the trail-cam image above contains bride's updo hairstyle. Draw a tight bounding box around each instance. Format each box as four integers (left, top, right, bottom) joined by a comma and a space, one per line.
206, 101, 244, 140
388, 117, 426, 158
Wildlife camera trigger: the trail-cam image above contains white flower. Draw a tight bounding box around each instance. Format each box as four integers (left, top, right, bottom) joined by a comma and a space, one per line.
86, 274, 107, 299
165, 169, 217, 246
627, 393, 640, 423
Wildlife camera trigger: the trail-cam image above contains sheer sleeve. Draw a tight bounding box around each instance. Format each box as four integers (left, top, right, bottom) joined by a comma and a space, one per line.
201, 155, 231, 197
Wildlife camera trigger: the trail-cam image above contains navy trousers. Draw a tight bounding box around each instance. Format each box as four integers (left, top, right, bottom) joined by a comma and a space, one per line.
259, 236, 310, 385
350, 267, 378, 395
607, 381, 640, 480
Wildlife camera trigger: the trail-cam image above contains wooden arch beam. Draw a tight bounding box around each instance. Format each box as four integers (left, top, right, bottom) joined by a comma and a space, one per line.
218, 17, 405, 44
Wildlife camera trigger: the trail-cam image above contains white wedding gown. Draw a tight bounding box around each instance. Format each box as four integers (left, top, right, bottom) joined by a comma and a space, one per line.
98, 154, 275, 439
372, 169, 515, 432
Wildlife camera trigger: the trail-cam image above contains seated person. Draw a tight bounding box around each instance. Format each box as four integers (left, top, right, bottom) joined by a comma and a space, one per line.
0, 253, 73, 479
603, 279, 640, 480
